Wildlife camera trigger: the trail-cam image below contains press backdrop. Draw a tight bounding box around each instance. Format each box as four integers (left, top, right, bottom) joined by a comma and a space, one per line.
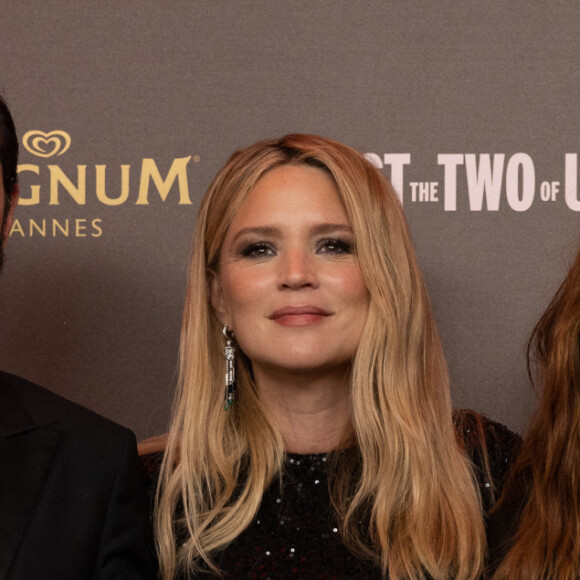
1, 1, 578, 440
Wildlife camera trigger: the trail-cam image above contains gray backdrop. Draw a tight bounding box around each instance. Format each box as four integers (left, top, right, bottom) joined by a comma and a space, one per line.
1, 1, 578, 440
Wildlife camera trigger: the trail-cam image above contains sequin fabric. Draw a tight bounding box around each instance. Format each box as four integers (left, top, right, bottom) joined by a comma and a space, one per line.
208, 452, 379, 580
140, 411, 521, 579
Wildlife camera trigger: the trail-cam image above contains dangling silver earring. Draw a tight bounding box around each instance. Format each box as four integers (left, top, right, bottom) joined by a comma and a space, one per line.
223, 325, 236, 411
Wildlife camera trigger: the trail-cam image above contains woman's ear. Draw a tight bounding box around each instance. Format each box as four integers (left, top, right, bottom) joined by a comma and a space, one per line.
209, 272, 228, 325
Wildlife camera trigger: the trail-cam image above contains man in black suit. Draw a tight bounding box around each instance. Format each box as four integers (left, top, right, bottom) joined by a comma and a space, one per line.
0, 96, 155, 578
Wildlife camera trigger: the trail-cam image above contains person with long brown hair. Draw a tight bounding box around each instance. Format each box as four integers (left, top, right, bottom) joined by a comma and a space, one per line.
141, 134, 519, 579
489, 243, 580, 579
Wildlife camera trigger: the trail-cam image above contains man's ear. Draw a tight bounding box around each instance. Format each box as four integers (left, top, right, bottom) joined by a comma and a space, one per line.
3, 183, 19, 247
209, 271, 229, 325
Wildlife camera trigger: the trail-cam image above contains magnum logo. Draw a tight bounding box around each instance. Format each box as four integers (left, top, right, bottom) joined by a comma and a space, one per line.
11, 130, 200, 238
23, 130, 71, 158
16, 130, 196, 206
17, 158, 193, 206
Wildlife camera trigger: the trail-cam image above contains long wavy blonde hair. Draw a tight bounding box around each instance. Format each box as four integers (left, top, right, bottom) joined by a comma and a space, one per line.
493, 244, 580, 580
155, 134, 485, 579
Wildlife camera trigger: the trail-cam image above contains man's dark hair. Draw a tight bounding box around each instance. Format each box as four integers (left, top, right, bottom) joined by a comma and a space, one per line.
0, 95, 18, 199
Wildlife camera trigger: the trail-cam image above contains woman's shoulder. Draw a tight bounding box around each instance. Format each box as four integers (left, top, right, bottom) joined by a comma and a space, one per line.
453, 409, 522, 511
453, 409, 521, 456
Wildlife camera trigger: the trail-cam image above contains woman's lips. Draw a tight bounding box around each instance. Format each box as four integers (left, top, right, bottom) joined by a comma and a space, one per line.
269, 306, 331, 327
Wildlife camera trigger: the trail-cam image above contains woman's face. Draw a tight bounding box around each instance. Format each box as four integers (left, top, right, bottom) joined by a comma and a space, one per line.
212, 164, 370, 378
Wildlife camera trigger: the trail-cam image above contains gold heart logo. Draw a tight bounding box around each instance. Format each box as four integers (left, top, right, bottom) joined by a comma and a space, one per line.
23, 130, 71, 158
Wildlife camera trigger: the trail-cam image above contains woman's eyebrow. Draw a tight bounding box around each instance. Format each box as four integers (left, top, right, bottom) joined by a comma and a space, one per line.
231, 223, 352, 245
231, 225, 281, 245
310, 223, 353, 235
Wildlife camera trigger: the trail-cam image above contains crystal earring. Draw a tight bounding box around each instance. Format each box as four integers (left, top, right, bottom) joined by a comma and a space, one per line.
223, 326, 236, 411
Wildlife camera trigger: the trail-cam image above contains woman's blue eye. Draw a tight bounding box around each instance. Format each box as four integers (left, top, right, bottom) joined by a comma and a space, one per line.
241, 243, 276, 258
317, 239, 353, 255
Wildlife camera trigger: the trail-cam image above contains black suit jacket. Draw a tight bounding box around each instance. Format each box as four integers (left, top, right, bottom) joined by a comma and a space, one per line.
0, 371, 155, 579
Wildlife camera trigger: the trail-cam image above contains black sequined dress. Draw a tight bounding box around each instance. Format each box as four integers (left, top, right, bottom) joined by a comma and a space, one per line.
140, 412, 520, 579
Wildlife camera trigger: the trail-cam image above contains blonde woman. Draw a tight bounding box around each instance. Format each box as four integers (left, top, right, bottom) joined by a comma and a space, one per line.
141, 134, 519, 579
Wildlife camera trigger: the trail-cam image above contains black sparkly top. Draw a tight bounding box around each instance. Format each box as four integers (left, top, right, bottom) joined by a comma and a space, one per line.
140, 411, 521, 579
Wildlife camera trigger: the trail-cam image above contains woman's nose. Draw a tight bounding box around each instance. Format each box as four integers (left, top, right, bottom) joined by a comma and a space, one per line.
277, 248, 319, 290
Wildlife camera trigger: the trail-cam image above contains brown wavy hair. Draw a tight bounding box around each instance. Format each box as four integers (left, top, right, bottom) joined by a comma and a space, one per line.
493, 243, 580, 579
154, 134, 485, 579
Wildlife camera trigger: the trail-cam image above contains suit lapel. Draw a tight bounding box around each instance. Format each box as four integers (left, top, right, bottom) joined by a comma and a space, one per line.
0, 375, 61, 580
